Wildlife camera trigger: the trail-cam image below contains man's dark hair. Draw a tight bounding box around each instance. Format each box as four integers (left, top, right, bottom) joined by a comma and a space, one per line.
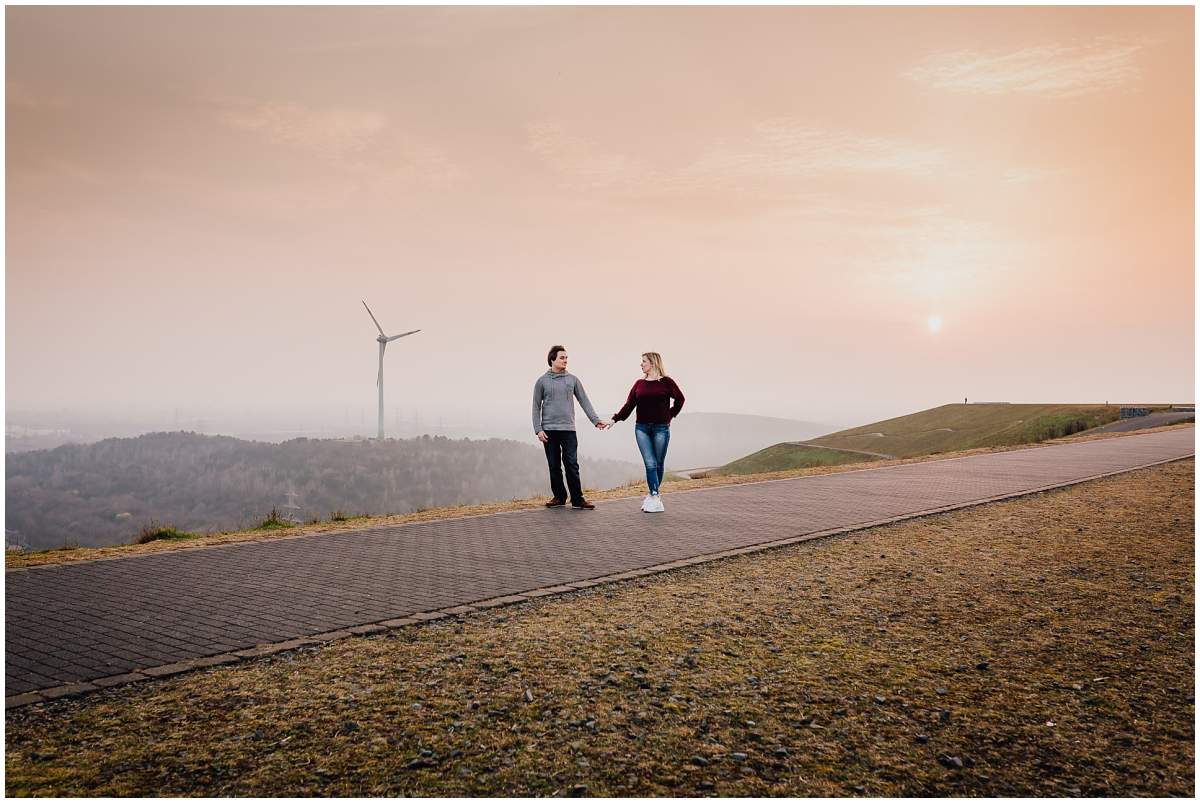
547, 345, 566, 366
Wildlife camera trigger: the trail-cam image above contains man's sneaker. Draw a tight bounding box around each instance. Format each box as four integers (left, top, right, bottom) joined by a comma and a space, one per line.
648, 494, 665, 513
641, 495, 654, 512
572, 499, 596, 510
545, 498, 567, 508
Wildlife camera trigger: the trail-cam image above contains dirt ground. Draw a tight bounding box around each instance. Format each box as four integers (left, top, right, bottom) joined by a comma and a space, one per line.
8, 422, 1190, 570
5, 459, 1193, 797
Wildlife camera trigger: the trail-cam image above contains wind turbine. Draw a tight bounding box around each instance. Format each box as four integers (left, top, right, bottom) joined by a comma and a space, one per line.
362, 300, 419, 441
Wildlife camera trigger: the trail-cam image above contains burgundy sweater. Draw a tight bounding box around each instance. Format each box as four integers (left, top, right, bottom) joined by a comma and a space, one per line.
612, 377, 685, 424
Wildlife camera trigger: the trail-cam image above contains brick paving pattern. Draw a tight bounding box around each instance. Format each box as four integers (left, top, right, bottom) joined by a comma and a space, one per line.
6, 428, 1193, 698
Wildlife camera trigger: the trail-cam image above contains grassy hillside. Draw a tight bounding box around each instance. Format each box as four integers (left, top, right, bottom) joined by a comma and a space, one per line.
714, 404, 1128, 474
805, 403, 1124, 459
715, 444, 882, 476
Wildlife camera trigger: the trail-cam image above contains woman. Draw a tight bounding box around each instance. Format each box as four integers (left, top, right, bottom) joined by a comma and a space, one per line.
608, 352, 685, 512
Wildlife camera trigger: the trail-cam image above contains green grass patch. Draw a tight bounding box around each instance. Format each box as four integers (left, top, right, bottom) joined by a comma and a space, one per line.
716, 444, 880, 476
256, 507, 297, 530
133, 524, 200, 545
975, 410, 1120, 447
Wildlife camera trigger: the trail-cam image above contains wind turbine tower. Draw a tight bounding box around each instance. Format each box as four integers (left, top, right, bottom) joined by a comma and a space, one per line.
362, 300, 420, 441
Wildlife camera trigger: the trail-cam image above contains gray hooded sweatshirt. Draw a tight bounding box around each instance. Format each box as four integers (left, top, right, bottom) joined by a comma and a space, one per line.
533, 370, 601, 434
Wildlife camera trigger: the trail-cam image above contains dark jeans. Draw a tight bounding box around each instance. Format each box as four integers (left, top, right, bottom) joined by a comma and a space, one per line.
543, 430, 584, 504
635, 422, 671, 495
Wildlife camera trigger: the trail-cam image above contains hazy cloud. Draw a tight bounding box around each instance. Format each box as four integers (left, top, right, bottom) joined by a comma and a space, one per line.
289, 35, 399, 55
838, 206, 1022, 301
214, 97, 465, 190
526, 122, 651, 190
905, 37, 1148, 97
6, 80, 70, 110
999, 167, 1064, 185
10, 157, 107, 187
681, 121, 948, 187
526, 119, 947, 201
290, 8, 563, 54
387, 143, 466, 189
218, 99, 387, 159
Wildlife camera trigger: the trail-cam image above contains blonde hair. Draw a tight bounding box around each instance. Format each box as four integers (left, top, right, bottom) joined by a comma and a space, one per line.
642, 352, 667, 379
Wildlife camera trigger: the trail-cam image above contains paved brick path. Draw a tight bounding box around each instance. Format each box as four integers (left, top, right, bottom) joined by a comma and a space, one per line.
6, 428, 1193, 704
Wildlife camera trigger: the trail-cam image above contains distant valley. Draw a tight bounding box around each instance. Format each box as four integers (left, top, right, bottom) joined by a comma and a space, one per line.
5, 432, 642, 551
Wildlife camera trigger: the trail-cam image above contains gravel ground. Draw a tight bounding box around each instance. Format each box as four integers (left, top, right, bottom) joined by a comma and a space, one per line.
5, 459, 1194, 797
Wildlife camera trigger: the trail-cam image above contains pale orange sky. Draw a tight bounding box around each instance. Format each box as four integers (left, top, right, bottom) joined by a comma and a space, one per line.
6, 6, 1194, 429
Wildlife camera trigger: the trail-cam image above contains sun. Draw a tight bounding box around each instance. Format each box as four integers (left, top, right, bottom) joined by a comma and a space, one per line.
927, 314, 943, 334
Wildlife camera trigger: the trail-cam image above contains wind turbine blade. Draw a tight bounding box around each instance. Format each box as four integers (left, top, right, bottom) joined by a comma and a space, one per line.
362, 300, 386, 337
385, 329, 421, 342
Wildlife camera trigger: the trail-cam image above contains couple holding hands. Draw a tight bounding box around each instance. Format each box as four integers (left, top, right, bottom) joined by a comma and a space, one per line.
533, 345, 685, 513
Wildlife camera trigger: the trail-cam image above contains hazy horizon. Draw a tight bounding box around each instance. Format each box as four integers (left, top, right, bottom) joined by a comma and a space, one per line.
7, 6, 1194, 433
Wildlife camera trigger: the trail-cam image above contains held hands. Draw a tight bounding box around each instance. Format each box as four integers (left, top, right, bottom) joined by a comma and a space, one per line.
541, 425, 611, 439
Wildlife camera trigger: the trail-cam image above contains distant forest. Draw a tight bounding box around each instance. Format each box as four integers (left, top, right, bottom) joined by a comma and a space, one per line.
5, 432, 642, 550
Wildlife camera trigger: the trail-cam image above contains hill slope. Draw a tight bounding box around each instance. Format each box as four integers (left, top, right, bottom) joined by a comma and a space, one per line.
806, 403, 1123, 458
715, 403, 1125, 475
716, 443, 885, 476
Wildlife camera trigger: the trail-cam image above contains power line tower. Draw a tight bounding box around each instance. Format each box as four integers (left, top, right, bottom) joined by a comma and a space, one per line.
6, 528, 26, 552
281, 487, 304, 524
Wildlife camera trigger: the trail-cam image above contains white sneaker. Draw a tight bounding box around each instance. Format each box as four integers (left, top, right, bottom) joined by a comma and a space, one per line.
649, 494, 665, 513
641, 495, 654, 512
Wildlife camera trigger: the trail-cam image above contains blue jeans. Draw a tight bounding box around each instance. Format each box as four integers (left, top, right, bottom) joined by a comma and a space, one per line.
634, 423, 671, 495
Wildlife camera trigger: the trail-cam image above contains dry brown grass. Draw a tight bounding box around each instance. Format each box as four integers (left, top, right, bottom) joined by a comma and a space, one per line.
5, 459, 1193, 797
8, 423, 1190, 571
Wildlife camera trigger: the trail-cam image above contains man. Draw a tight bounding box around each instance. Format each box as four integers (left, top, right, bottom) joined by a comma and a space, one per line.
533, 345, 607, 510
